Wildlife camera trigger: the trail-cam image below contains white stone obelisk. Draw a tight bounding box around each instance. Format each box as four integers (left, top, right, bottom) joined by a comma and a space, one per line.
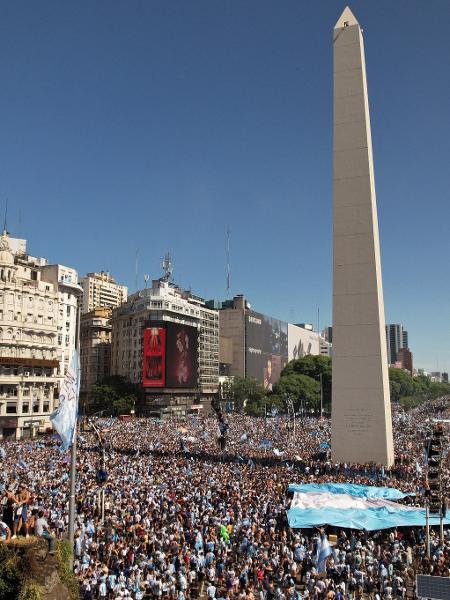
331, 7, 394, 466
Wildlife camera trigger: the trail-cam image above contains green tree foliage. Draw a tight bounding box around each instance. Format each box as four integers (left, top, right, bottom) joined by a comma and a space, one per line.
389, 368, 450, 406
90, 375, 138, 416
388, 368, 415, 403
0, 544, 21, 600
229, 377, 267, 414
398, 395, 422, 411
281, 355, 332, 411
273, 373, 320, 412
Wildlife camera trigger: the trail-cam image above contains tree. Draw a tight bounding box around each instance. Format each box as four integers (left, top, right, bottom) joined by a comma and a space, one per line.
399, 395, 422, 411
281, 355, 332, 411
229, 377, 267, 414
112, 396, 135, 415
388, 368, 415, 403
273, 373, 320, 412
90, 375, 138, 416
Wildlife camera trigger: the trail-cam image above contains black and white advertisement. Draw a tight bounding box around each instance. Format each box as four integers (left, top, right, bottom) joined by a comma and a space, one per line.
245, 310, 288, 390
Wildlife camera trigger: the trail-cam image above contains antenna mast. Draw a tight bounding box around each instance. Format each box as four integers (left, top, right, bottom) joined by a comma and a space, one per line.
3, 198, 8, 233
226, 227, 231, 298
162, 251, 173, 282
135, 249, 139, 292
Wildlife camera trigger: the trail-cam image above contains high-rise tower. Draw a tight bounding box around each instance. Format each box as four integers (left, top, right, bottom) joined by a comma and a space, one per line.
331, 7, 394, 466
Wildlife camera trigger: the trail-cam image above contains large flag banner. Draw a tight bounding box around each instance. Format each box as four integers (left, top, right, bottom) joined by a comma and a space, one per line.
50, 350, 79, 451
287, 483, 450, 530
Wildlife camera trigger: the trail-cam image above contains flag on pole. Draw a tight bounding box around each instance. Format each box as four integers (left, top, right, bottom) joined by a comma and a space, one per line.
316, 533, 332, 573
50, 350, 79, 451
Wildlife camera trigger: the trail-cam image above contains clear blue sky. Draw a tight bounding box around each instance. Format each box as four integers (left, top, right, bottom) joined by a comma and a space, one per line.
1, 1, 449, 373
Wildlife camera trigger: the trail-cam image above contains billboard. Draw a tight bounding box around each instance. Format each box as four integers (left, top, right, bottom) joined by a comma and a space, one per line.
166, 322, 199, 388
288, 323, 320, 361
245, 311, 288, 390
142, 327, 166, 387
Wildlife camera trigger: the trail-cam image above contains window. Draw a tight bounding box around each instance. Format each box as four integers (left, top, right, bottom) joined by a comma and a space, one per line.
6, 402, 16, 414
66, 306, 71, 316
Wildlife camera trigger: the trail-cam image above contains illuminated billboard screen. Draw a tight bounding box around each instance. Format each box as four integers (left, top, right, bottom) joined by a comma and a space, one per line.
142, 327, 166, 387
246, 311, 288, 390
166, 322, 199, 388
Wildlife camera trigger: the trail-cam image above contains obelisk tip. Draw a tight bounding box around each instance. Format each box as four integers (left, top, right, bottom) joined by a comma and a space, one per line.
334, 6, 359, 30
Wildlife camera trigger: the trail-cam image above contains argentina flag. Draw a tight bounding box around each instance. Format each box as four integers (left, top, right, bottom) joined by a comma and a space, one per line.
50, 350, 80, 451
316, 533, 332, 573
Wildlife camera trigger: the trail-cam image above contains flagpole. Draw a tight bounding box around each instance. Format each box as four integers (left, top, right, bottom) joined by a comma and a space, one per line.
68, 291, 82, 563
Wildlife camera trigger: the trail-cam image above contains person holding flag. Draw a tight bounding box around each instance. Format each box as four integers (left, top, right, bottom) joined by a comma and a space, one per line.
316, 529, 332, 574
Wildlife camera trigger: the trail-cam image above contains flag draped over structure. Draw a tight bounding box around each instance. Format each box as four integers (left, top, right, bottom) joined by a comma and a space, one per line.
50, 350, 79, 451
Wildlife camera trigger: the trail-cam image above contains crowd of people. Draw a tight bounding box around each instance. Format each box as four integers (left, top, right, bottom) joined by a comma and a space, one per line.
0, 398, 448, 600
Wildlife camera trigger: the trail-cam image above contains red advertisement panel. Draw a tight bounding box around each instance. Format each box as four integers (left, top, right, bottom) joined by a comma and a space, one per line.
142, 327, 166, 387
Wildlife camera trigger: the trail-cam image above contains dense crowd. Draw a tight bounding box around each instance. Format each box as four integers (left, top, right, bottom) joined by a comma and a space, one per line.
0, 398, 449, 600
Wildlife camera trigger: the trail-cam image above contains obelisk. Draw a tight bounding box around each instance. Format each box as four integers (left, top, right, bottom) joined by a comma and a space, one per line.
331, 7, 394, 466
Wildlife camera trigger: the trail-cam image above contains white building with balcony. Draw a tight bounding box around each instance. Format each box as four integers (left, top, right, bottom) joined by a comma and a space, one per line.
0, 230, 81, 439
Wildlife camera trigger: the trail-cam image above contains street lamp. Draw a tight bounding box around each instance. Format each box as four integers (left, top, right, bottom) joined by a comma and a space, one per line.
284, 395, 296, 437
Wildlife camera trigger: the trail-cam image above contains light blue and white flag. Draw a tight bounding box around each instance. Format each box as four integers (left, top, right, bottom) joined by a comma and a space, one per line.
287, 483, 450, 530
50, 350, 79, 452
316, 534, 332, 573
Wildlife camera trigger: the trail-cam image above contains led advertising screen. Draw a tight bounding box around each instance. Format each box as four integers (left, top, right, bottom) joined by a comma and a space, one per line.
166, 322, 199, 388
142, 327, 166, 387
246, 311, 288, 390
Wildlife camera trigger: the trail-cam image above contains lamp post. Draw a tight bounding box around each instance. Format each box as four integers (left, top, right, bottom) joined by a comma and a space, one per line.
284, 395, 295, 437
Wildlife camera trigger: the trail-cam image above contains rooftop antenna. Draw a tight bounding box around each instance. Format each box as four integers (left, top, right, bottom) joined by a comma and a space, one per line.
162, 250, 173, 282
3, 198, 8, 234
18, 208, 22, 238
135, 249, 139, 292
226, 227, 231, 298
144, 274, 149, 289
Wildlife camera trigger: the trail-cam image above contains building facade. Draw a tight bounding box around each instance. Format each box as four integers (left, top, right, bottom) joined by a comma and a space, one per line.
217, 295, 322, 390
80, 271, 127, 314
0, 231, 80, 439
80, 307, 112, 412
111, 278, 219, 417
386, 324, 409, 365
395, 347, 413, 375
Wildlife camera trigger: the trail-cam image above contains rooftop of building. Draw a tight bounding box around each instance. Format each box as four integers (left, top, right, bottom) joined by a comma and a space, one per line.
81, 271, 123, 284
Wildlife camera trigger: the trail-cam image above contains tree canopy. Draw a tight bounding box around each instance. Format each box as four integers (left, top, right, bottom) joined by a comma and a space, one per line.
90, 375, 138, 415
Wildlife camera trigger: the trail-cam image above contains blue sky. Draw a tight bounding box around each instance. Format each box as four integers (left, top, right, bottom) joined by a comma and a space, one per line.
1, 1, 449, 373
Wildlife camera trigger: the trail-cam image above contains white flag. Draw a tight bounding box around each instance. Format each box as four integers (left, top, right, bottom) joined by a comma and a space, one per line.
50, 351, 79, 451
